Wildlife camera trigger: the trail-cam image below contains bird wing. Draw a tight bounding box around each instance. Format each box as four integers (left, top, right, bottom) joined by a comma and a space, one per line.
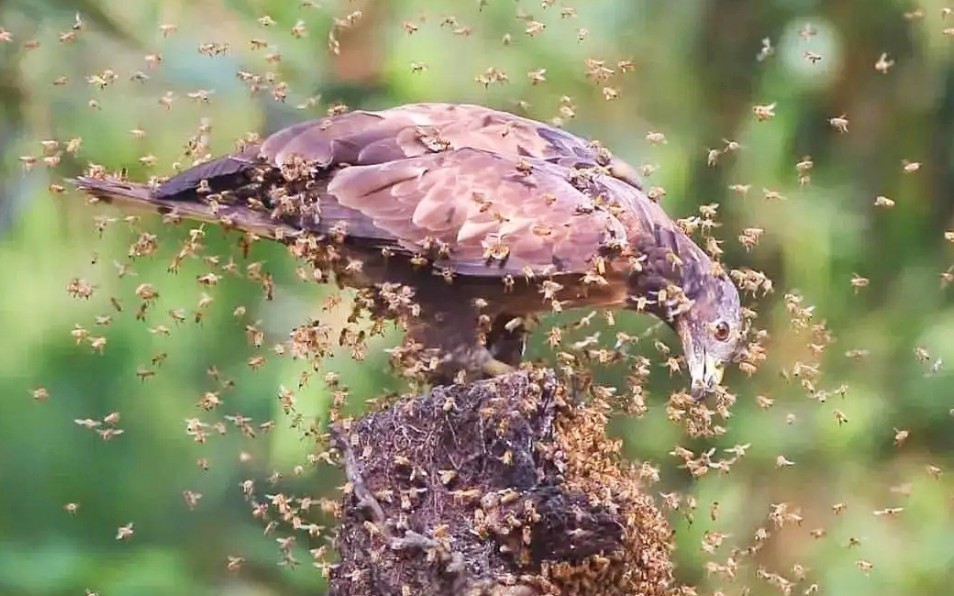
264, 103, 645, 184
157, 103, 645, 197
75, 148, 632, 279
319, 147, 631, 277
79, 102, 710, 283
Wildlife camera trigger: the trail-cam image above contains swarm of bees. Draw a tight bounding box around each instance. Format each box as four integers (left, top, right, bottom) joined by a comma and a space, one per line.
9, 2, 954, 596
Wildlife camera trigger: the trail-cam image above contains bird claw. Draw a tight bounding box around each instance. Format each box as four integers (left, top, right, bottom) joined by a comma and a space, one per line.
523, 314, 541, 332
482, 358, 516, 378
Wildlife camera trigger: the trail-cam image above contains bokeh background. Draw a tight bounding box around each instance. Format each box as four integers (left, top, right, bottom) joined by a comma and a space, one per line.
2, 0, 954, 594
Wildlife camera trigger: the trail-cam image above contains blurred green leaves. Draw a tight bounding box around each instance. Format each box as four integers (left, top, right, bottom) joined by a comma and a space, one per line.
1, 0, 954, 594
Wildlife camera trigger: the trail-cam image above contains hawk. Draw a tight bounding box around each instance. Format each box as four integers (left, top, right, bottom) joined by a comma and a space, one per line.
72, 102, 742, 396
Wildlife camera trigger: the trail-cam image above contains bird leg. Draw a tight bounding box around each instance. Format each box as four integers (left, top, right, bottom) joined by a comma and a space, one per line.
485, 312, 531, 368
481, 357, 517, 378
397, 307, 531, 386
476, 312, 536, 379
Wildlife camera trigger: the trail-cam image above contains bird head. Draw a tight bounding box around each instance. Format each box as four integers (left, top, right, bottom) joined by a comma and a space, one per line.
671, 274, 743, 399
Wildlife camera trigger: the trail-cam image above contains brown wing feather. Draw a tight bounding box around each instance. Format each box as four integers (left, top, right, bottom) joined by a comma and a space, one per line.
264, 103, 644, 182
156, 145, 260, 197
318, 148, 631, 276
137, 103, 708, 282
157, 103, 644, 199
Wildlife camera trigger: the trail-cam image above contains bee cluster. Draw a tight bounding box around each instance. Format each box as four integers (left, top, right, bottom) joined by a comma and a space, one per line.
328, 369, 673, 595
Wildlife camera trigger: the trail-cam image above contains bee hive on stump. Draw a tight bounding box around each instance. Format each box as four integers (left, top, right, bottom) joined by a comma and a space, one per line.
329, 369, 674, 595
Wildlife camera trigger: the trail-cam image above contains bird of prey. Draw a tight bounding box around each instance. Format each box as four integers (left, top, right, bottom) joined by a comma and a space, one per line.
72, 102, 742, 396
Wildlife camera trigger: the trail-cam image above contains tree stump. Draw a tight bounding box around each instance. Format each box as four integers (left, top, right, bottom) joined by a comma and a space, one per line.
328, 369, 674, 595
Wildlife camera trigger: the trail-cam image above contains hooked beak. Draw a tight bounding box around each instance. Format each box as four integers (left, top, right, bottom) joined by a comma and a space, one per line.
676, 318, 724, 400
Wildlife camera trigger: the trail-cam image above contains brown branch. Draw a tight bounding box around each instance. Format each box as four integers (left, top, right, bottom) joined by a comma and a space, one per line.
328, 369, 674, 595
338, 432, 388, 528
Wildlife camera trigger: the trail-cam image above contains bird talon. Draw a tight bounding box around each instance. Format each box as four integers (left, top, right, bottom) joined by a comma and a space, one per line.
482, 358, 516, 378
523, 314, 541, 332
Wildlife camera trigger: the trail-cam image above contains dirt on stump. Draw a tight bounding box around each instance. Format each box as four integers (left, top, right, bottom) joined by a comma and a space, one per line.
329, 369, 674, 595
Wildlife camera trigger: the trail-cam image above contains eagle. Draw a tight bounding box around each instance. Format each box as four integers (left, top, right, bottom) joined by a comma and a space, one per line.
72, 102, 743, 397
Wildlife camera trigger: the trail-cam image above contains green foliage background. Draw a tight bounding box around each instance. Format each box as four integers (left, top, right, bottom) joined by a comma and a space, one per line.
1, 0, 953, 594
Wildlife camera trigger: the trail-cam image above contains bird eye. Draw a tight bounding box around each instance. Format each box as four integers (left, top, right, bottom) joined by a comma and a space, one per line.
713, 321, 731, 341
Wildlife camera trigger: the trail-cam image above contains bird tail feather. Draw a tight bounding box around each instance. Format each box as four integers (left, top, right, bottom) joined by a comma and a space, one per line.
70, 176, 297, 241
